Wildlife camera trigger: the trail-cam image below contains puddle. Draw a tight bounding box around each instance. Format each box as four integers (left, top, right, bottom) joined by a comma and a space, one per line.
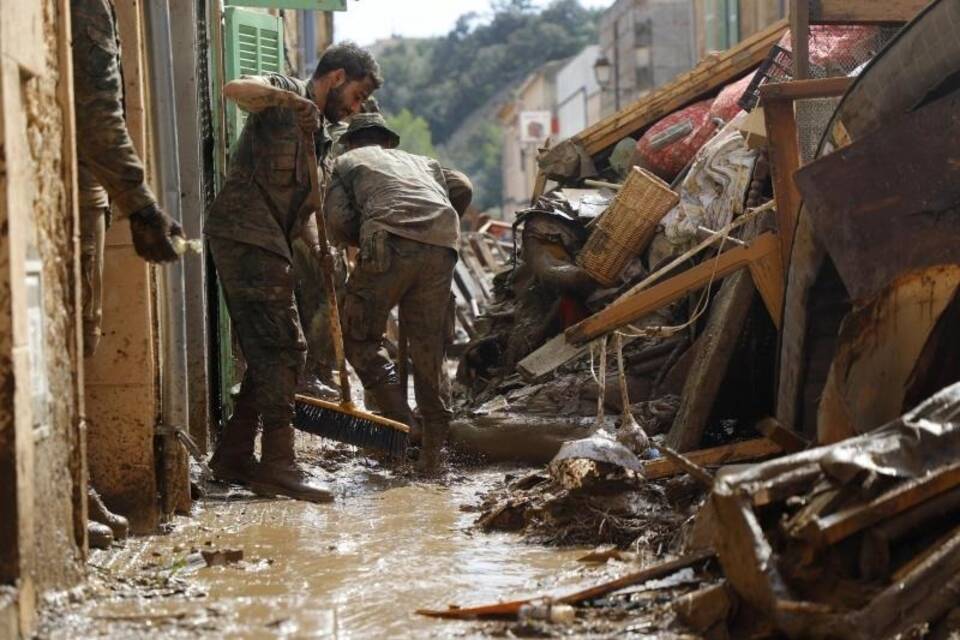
66, 463, 603, 639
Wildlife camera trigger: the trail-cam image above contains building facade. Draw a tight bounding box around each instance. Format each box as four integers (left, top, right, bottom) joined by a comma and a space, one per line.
498, 60, 565, 218
0, 2, 339, 635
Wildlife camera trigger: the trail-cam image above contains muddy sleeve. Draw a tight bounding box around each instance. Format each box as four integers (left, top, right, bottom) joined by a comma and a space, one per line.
72, 0, 157, 218
324, 168, 361, 248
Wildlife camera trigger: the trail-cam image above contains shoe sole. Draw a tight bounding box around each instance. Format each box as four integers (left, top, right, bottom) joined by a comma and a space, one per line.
248, 481, 335, 504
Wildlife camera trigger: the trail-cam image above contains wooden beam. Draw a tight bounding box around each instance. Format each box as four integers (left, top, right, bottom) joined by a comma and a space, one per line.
799, 462, 960, 547
790, 0, 811, 79
762, 100, 802, 272
755, 417, 810, 453
809, 0, 929, 24
747, 239, 784, 329
641, 438, 783, 480
565, 233, 779, 345
541, 19, 788, 168
758, 76, 853, 101
666, 270, 757, 451
417, 551, 715, 619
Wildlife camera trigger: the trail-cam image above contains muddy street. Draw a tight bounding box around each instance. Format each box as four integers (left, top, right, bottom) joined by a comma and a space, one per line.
37, 448, 620, 639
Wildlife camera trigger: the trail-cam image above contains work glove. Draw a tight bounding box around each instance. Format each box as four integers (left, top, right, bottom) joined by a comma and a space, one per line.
128, 203, 184, 263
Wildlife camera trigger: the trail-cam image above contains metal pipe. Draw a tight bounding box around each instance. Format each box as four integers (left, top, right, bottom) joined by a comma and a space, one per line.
144, 0, 190, 509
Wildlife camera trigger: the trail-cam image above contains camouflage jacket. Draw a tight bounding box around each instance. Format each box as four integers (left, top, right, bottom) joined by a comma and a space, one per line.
204, 73, 333, 261
71, 0, 157, 216
326, 147, 460, 252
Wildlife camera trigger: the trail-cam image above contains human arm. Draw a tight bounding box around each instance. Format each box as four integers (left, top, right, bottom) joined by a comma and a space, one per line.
223, 76, 319, 131
324, 169, 361, 248
71, 0, 181, 261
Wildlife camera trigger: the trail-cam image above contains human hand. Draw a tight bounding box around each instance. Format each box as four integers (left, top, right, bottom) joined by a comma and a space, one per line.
128, 204, 183, 263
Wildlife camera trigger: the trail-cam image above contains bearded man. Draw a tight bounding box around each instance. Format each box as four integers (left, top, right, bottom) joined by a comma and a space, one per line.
204, 42, 382, 502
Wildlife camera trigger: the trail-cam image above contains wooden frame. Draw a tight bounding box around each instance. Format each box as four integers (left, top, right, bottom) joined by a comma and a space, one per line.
759, 77, 852, 272
565, 232, 781, 345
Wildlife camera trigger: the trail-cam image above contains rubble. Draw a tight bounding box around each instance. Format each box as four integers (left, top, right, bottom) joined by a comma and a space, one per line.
438, 2, 960, 637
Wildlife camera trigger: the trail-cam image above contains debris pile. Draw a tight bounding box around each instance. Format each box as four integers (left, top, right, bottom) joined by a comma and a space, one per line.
434, 2, 960, 637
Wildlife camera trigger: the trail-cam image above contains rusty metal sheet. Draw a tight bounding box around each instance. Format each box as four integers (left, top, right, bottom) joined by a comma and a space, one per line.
795, 91, 960, 301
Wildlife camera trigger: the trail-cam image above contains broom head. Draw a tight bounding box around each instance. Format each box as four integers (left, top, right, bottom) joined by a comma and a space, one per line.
294, 394, 410, 459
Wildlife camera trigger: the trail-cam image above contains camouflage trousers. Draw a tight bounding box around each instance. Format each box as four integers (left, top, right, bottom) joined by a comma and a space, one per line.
209, 236, 307, 429
80, 202, 107, 358
290, 235, 345, 387
342, 234, 457, 423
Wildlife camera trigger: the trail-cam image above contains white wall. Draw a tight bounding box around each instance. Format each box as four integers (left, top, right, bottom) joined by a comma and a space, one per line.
556, 44, 602, 139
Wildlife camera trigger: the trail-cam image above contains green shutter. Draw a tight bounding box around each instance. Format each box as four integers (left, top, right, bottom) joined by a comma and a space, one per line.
226, 0, 346, 9
223, 7, 284, 144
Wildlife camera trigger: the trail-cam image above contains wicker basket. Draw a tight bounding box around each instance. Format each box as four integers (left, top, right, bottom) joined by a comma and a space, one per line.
577, 167, 680, 287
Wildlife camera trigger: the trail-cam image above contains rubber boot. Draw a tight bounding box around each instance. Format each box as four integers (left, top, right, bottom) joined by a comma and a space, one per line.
87, 521, 113, 549
368, 381, 420, 444
209, 396, 260, 485
249, 427, 335, 503
417, 420, 450, 476
88, 486, 129, 541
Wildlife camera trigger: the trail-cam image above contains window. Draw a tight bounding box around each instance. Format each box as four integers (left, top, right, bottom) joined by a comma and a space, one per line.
223, 7, 284, 144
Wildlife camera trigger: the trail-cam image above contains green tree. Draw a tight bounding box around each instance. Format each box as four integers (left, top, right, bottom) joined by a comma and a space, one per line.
385, 109, 437, 158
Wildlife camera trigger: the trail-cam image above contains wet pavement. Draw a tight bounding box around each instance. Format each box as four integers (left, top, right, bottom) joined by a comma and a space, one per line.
37, 443, 627, 639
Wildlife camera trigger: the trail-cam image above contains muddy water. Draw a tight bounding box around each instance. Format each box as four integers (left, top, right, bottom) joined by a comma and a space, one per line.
88, 466, 596, 639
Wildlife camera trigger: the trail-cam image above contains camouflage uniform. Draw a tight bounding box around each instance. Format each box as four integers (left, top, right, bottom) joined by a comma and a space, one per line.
326, 142, 460, 448
71, 0, 159, 357
204, 73, 333, 465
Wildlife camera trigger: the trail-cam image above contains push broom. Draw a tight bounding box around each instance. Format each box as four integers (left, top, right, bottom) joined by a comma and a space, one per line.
293, 130, 410, 458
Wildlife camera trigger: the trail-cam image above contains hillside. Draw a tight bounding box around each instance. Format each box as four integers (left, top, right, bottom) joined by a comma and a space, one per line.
374, 0, 601, 211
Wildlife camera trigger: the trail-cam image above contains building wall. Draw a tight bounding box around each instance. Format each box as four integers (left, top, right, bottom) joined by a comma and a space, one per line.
499, 62, 562, 218
693, 0, 785, 59
651, 0, 696, 86
0, 0, 84, 632
556, 44, 602, 140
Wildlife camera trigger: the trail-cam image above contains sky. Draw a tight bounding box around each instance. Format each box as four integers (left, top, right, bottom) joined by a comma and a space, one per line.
334, 0, 612, 47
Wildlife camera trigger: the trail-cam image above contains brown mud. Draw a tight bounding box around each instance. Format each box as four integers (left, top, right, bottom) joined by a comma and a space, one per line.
32, 441, 607, 638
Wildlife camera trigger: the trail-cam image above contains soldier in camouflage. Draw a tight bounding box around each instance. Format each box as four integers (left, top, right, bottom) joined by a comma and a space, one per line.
325, 114, 466, 474
204, 43, 381, 503
71, 0, 185, 548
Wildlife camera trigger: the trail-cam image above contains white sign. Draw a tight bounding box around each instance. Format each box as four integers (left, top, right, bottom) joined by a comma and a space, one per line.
519, 110, 552, 143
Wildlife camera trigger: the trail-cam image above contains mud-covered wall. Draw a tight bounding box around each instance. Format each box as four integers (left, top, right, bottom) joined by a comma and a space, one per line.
24, 0, 84, 590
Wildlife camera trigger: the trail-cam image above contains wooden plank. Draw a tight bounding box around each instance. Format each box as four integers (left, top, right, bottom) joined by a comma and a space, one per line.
755, 417, 809, 453
790, 0, 811, 79
757, 76, 853, 101
800, 462, 960, 547
566, 233, 778, 346
747, 240, 784, 329
810, 0, 929, 24
416, 551, 715, 620
665, 271, 758, 451
642, 438, 783, 480
540, 19, 787, 168
762, 99, 802, 273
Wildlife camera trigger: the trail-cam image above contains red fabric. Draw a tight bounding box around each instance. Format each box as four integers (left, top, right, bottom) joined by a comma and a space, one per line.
779, 25, 880, 69
711, 71, 755, 122
558, 296, 589, 328
635, 99, 717, 182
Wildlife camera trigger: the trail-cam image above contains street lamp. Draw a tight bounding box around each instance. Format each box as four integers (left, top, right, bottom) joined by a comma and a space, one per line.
593, 55, 612, 89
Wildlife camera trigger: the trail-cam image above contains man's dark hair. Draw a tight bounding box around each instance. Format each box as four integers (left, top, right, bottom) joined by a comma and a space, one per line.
313, 41, 383, 88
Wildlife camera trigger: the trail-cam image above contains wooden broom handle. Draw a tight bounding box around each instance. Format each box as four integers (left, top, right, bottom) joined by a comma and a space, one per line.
302, 130, 353, 406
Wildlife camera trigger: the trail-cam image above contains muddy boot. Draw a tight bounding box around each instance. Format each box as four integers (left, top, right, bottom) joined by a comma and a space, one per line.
250, 427, 334, 503
209, 398, 260, 485
417, 421, 450, 476
297, 374, 340, 402
368, 381, 420, 443
88, 487, 129, 541
87, 521, 113, 549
